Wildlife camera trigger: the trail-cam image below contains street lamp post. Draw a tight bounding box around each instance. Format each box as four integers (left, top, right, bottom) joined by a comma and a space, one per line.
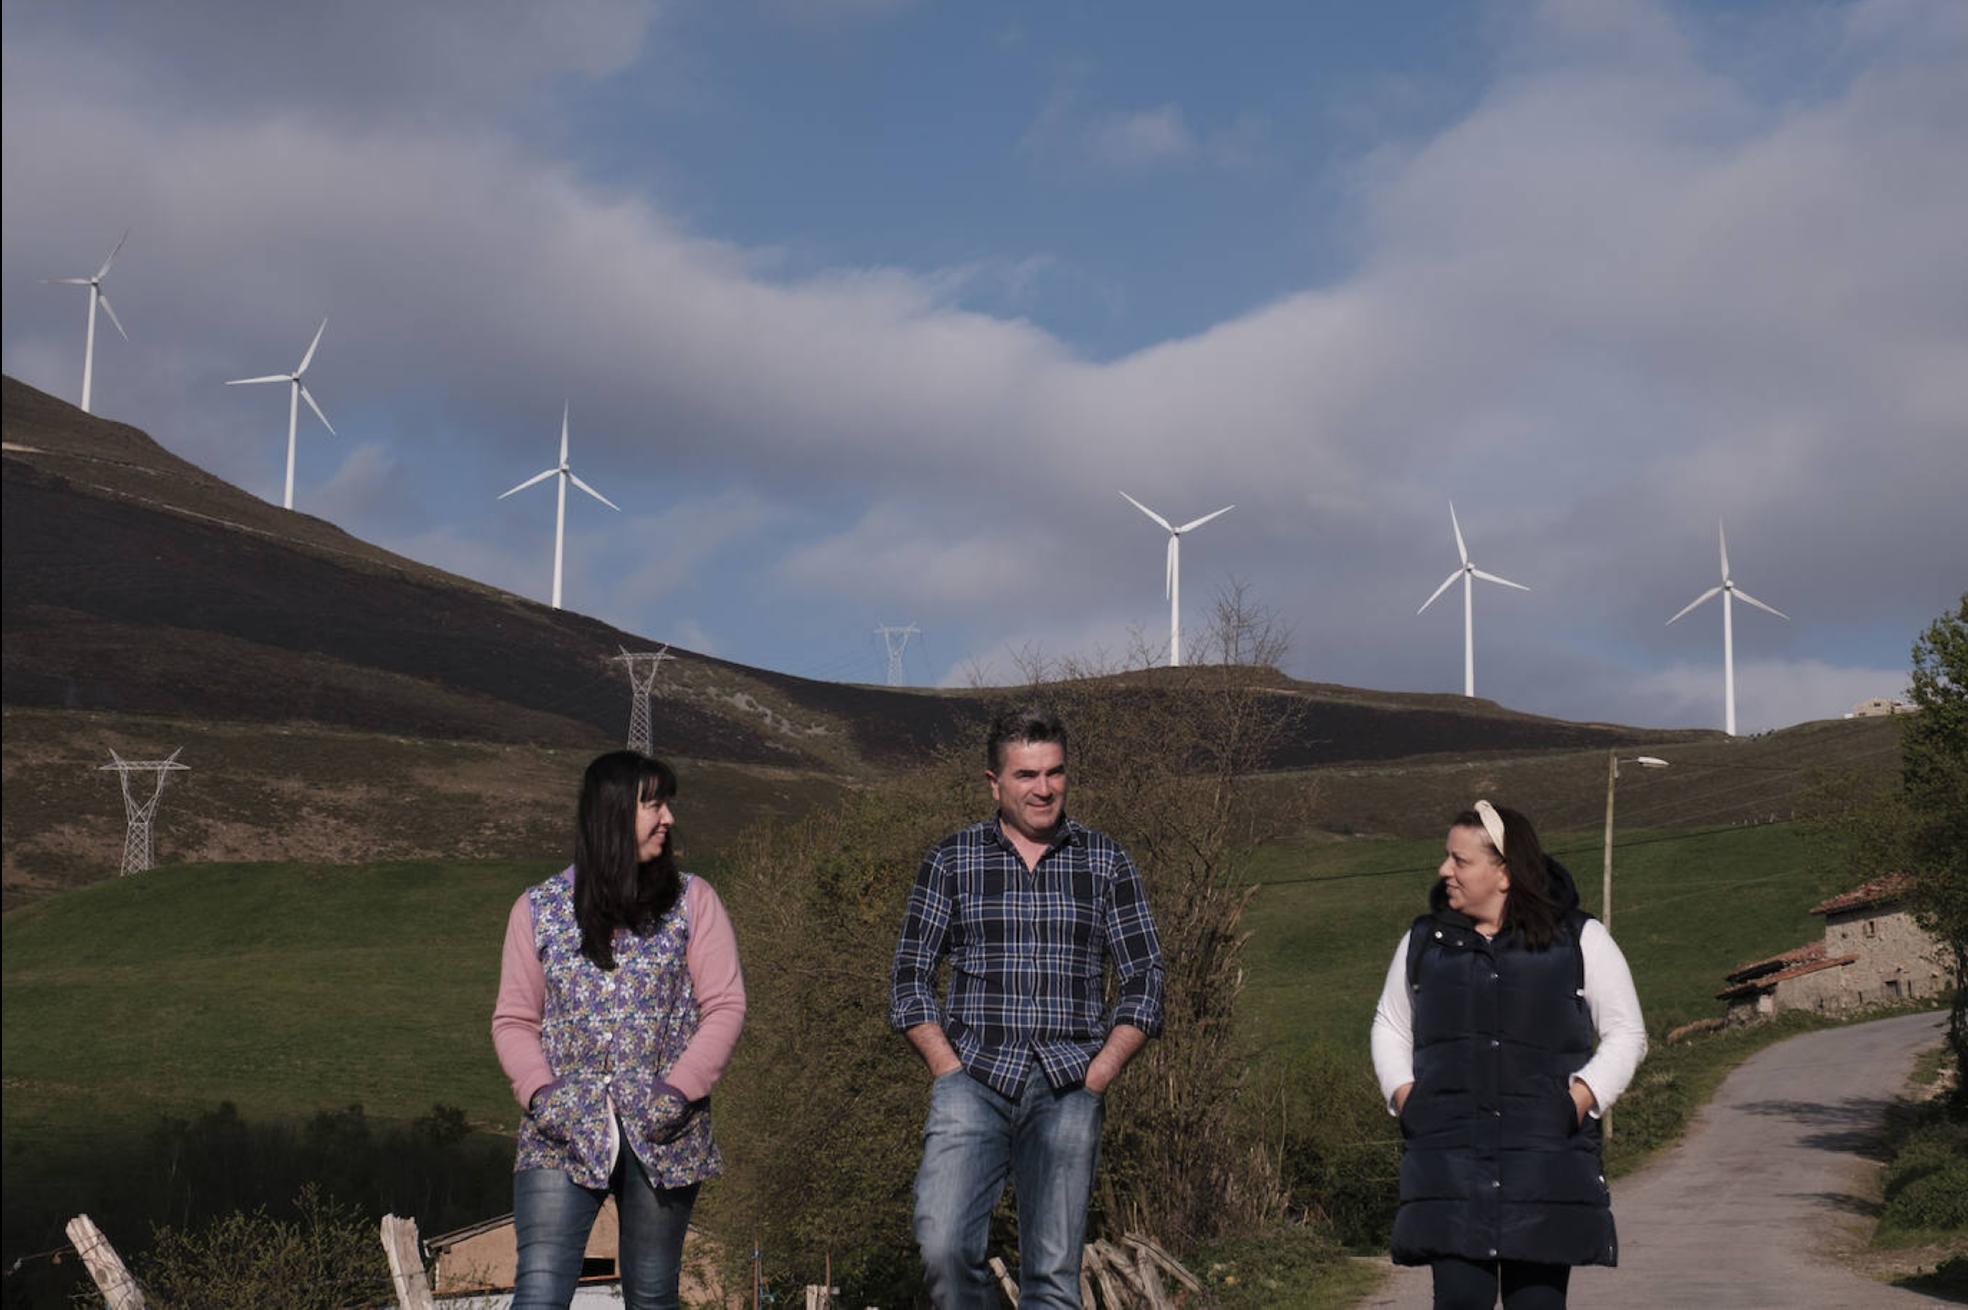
1599, 751, 1667, 1145
1602, 752, 1670, 932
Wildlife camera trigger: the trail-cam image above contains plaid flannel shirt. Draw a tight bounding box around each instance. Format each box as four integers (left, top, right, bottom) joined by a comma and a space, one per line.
888, 815, 1166, 1098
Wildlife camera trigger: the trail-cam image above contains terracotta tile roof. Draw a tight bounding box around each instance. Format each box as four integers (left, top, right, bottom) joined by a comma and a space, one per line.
1726, 939, 1826, 982
1810, 872, 1916, 917
1716, 953, 1857, 1001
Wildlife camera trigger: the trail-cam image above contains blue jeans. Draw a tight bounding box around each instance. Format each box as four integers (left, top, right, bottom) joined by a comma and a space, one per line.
513, 1148, 699, 1310
914, 1067, 1104, 1310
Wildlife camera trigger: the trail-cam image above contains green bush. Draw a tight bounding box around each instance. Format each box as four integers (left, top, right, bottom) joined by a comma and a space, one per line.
1191, 1221, 1374, 1310
1883, 1163, 1968, 1231
1244, 1050, 1399, 1250
133, 1185, 385, 1310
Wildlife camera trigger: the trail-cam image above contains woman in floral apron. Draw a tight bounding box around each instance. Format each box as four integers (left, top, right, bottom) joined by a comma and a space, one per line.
493, 751, 747, 1309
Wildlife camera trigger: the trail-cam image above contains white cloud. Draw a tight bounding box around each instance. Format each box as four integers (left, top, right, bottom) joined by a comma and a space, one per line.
1622, 658, 1910, 735
1085, 105, 1199, 170
2, 0, 1963, 730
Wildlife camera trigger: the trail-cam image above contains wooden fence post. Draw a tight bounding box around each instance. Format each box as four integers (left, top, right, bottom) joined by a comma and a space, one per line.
64, 1216, 145, 1310
379, 1214, 434, 1310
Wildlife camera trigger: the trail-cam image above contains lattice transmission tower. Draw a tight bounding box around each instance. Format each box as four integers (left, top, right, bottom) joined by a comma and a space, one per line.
612, 645, 675, 754
874, 623, 920, 687
98, 747, 188, 875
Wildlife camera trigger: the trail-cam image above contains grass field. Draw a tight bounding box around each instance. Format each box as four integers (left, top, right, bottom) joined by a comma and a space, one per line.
1237, 820, 1851, 1064
0, 818, 1897, 1304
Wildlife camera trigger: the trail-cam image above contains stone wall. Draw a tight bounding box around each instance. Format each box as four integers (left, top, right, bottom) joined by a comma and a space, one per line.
1823, 906, 1946, 1005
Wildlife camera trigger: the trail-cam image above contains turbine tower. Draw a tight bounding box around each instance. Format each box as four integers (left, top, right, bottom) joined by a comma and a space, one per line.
46, 232, 130, 414
498, 403, 620, 610
226, 319, 335, 510
875, 624, 920, 687
1417, 503, 1530, 698
1666, 521, 1788, 737
613, 645, 675, 754
1118, 492, 1234, 668
99, 747, 188, 876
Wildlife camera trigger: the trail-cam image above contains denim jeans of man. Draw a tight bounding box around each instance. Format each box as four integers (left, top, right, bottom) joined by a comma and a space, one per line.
914, 1066, 1104, 1309
512, 1147, 699, 1310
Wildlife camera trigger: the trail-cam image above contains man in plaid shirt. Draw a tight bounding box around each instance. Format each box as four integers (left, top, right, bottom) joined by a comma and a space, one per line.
890, 706, 1165, 1309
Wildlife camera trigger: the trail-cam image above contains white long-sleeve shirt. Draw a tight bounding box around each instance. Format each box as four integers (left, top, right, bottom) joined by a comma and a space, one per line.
1370, 918, 1648, 1118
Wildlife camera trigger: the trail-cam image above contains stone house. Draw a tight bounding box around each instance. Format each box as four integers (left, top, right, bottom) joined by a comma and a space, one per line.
1717, 873, 1944, 1024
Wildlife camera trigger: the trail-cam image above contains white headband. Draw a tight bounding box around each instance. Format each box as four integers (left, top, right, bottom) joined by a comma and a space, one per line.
1473, 800, 1507, 856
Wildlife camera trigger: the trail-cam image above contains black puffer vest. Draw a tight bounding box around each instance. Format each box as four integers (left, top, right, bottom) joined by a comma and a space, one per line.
1391, 858, 1617, 1268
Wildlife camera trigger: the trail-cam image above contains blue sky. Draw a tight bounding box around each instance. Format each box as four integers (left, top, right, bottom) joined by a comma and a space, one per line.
4, 0, 1964, 731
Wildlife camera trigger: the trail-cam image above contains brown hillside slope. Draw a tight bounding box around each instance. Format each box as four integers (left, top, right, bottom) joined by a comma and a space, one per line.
5, 377, 1744, 905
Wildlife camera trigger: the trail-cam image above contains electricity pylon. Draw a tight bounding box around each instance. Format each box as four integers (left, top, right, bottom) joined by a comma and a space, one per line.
875, 624, 920, 687
98, 747, 188, 875
612, 645, 675, 754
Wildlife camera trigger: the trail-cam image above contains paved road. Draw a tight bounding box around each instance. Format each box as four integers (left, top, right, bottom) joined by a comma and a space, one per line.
1358, 1010, 1950, 1308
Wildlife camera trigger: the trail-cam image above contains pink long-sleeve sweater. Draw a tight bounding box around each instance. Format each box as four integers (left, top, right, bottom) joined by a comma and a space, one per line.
491, 873, 746, 1112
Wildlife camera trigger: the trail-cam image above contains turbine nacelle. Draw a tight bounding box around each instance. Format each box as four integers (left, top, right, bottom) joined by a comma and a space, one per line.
1118, 491, 1234, 666
1415, 502, 1528, 697
499, 403, 621, 610
225, 318, 335, 509
1664, 519, 1789, 735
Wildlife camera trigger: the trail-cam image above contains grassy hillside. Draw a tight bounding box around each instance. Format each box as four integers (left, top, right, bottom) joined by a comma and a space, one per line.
0, 706, 851, 909
1238, 821, 1847, 1065
1, 818, 1865, 1282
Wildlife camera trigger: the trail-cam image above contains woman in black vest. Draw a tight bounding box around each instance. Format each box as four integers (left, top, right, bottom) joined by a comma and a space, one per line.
1371, 802, 1647, 1309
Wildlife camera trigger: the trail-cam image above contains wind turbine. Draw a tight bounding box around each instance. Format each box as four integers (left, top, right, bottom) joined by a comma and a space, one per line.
1118, 492, 1234, 667
46, 232, 130, 414
499, 403, 620, 610
1417, 503, 1529, 698
226, 320, 335, 510
1666, 521, 1788, 737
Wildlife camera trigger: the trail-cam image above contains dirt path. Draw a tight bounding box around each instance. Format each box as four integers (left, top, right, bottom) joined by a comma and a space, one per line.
1357, 1010, 1950, 1307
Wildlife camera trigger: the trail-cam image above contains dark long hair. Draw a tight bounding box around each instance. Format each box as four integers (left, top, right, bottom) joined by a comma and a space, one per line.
1452, 804, 1562, 949
573, 750, 681, 971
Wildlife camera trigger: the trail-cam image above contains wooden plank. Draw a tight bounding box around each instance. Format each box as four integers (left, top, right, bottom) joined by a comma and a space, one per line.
380, 1214, 435, 1310
988, 1254, 1020, 1306
63, 1216, 145, 1310
1079, 1254, 1097, 1310
1122, 1233, 1203, 1293
1130, 1245, 1174, 1310
1086, 1242, 1133, 1309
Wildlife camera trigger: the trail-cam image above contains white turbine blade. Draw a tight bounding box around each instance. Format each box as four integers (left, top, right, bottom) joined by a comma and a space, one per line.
1733, 588, 1789, 621
226, 374, 290, 386
498, 467, 558, 499
299, 384, 335, 436
559, 402, 571, 464
1164, 535, 1175, 599
1118, 491, 1174, 533
1718, 521, 1730, 581
1666, 585, 1723, 625
1176, 504, 1235, 534
1450, 503, 1469, 565
98, 295, 129, 341
95, 231, 129, 281
568, 471, 621, 512
46, 276, 92, 285
1418, 570, 1461, 615
296, 318, 328, 375
1471, 568, 1529, 592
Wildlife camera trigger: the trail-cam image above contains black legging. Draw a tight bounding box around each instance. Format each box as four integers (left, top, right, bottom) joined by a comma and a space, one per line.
1431, 1257, 1571, 1309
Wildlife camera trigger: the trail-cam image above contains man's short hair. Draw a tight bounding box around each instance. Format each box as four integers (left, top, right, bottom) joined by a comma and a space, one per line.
985, 706, 1068, 772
